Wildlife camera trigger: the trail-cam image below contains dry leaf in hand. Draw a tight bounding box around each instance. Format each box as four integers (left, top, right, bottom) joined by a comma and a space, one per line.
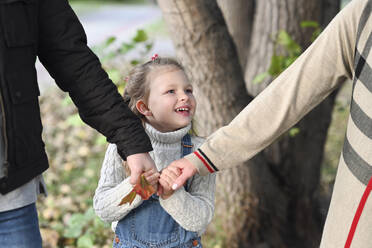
119, 175, 155, 206
118, 190, 137, 206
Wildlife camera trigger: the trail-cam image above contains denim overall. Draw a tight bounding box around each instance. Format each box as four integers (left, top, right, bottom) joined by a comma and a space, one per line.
114, 134, 202, 248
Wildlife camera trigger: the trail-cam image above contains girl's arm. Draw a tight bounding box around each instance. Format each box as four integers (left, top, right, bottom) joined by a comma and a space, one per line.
159, 170, 216, 233
93, 144, 143, 223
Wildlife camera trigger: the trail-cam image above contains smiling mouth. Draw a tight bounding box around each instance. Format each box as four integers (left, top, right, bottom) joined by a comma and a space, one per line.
175, 107, 190, 113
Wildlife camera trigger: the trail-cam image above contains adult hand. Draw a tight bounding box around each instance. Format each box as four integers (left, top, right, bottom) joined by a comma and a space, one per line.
126, 153, 157, 185
168, 158, 198, 190
143, 167, 160, 192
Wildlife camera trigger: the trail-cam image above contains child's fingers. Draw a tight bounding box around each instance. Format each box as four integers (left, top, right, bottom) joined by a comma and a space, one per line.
160, 173, 178, 190
159, 178, 174, 199
145, 173, 159, 185
161, 169, 178, 183
157, 184, 164, 196
159, 178, 171, 191
165, 166, 181, 176
143, 169, 158, 178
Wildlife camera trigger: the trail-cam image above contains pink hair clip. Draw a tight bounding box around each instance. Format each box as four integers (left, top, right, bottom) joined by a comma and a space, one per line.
151, 54, 159, 61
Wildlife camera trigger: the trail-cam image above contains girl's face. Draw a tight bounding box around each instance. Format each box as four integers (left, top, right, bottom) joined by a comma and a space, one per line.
137, 66, 196, 132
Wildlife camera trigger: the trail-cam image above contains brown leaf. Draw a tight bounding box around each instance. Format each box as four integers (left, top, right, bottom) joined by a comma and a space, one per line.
118, 190, 137, 206
118, 175, 155, 205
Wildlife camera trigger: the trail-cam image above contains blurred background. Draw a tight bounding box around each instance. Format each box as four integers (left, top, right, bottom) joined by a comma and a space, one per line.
38, 0, 352, 247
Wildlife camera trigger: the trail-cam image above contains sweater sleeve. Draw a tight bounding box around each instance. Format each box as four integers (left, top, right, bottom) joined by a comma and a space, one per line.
159, 137, 216, 234
93, 144, 143, 223
185, 0, 363, 175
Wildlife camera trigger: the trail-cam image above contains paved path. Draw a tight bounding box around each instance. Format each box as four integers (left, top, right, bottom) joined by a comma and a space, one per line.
37, 4, 174, 93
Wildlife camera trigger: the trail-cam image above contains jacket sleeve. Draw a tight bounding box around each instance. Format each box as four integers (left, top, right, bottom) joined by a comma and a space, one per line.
93, 144, 143, 223
159, 138, 216, 234
185, 0, 362, 175
36, 0, 152, 159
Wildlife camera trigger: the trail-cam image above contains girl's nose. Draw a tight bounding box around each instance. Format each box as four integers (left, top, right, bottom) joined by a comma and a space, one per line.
179, 92, 189, 101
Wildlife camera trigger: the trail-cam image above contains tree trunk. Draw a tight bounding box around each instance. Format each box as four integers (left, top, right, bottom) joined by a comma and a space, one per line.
216, 0, 254, 70
158, 0, 340, 247
242, 1, 340, 246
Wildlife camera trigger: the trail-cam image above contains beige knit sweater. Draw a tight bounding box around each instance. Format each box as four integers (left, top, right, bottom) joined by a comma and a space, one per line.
93, 124, 215, 235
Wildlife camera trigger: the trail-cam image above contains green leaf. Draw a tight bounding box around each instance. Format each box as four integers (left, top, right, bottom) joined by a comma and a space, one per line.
105, 36, 116, 46
289, 127, 300, 137
93, 216, 106, 229
132, 29, 148, 43
253, 72, 269, 84
64, 213, 86, 238
84, 207, 96, 221
120, 43, 135, 54
66, 113, 84, 127
130, 59, 140, 66
69, 213, 86, 227
64, 225, 82, 238
77, 234, 94, 248
300, 21, 319, 28
268, 55, 284, 76
277, 30, 292, 46
284, 57, 297, 68
277, 31, 301, 55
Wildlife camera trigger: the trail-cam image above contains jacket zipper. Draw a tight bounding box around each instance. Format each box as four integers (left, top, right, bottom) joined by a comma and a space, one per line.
0, 92, 9, 177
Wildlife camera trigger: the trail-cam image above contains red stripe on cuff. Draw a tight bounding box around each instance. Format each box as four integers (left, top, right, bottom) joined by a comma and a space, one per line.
194, 151, 215, 173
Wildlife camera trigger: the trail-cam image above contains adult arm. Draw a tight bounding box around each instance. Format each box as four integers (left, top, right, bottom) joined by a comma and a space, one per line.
36, 0, 154, 180
93, 144, 143, 223
171, 0, 361, 188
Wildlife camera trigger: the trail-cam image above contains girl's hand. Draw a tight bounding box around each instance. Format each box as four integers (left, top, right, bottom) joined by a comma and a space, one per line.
159, 166, 181, 199
143, 168, 160, 192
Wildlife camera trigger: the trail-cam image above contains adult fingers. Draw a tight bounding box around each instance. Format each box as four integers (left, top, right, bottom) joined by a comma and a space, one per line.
129, 167, 142, 185
127, 153, 156, 185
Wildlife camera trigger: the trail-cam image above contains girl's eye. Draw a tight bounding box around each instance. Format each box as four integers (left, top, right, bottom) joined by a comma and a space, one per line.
167, 89, 175, 94
186, 89, 193, 94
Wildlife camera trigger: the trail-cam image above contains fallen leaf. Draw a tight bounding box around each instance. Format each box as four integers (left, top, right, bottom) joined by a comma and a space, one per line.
118, 175, 155, 205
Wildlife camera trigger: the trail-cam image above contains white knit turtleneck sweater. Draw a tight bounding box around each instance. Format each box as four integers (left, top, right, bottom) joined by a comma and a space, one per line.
93, 124, 216, 235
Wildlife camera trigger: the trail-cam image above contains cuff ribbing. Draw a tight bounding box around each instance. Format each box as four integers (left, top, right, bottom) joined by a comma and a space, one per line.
184, 149, 218, 176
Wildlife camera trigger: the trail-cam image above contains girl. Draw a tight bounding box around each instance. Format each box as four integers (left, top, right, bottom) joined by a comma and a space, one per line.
93, 56, 216, 248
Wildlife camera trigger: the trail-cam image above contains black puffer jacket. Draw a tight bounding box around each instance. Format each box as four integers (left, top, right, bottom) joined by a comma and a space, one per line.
0, 0, 152, 194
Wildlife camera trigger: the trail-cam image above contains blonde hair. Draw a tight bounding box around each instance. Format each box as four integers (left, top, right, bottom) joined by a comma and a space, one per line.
122, 57, 188, 175
123, 57, 185, 120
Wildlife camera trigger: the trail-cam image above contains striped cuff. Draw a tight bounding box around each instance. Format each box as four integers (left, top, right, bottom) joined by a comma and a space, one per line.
194, 148, 218, 173
184, 148, 219, 176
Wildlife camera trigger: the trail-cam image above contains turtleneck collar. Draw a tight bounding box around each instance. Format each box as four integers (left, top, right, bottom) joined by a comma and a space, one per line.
145, 123, 191, 145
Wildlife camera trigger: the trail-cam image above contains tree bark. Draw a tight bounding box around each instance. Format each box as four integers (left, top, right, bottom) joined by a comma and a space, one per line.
216, 0, 254, 70
158, 0, 340, 247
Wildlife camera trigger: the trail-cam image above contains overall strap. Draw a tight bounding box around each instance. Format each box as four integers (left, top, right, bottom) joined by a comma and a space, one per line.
181, 134, 193, 192
181, 133, 193, 157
